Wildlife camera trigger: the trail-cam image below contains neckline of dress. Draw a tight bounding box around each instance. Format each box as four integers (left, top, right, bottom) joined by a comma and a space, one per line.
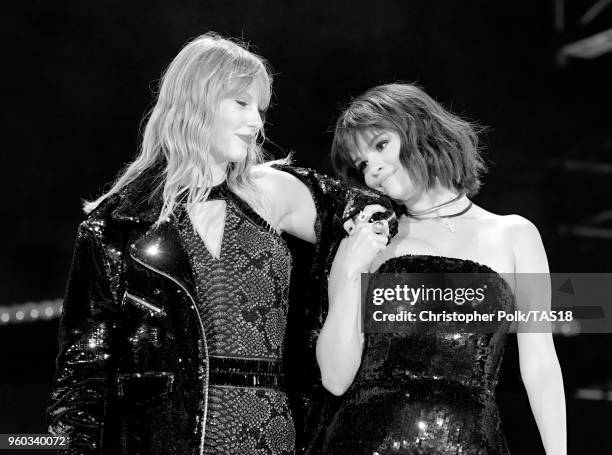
376, 254, 515, 297
377, 254, 500, 276
207, 181, 231, 200
203, 181, 276, 234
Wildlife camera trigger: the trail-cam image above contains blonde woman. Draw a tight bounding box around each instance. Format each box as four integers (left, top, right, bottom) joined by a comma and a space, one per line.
47, 33, 392, 454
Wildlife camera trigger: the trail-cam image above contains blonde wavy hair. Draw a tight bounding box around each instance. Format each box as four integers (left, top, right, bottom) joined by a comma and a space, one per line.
84, 32, 273, 224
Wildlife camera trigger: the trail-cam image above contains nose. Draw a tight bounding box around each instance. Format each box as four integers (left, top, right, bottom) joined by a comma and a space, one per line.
247, 106, 263, 131
365, 153, 384, 177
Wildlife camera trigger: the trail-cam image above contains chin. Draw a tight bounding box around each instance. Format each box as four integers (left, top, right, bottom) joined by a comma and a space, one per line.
227, 148, 248, 163
380, 183, 403, 200
385, 179, 415, 199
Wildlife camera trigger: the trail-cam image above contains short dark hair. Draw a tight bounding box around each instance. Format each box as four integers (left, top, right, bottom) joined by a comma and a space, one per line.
331, 83, 486, 196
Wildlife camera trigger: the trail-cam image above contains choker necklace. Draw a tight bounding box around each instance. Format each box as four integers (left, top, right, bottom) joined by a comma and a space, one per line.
406, 193, 466, 217
407, 195, 472, 233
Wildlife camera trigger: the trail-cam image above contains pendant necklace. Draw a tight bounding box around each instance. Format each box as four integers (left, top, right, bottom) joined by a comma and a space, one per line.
407, 195, 473, 233
435, 201, 473, 232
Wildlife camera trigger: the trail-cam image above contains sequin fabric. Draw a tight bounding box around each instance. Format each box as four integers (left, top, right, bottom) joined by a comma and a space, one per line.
322, 255, 514, 455
178, 184, 295, 455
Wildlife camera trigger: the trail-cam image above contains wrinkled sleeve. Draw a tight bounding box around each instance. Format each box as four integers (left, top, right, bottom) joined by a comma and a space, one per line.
47, 221, 121, 454
272, 163, 397, 292
272, 163, 396, 249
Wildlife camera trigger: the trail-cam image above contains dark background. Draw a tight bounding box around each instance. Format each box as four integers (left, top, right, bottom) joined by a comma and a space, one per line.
1, 0, 611, 453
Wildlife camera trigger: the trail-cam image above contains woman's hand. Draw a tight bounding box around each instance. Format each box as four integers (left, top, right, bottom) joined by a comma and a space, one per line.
333, 204, 390, 277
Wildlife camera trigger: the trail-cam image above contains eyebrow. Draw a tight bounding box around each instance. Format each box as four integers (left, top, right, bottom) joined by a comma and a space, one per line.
366, 131, 386, 148
349, 131, 387, 164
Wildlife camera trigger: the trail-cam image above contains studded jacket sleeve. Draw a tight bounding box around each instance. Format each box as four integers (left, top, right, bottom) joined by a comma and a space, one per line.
47, 220, 123, 454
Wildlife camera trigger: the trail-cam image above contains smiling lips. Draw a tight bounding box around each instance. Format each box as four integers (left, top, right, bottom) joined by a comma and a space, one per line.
379, 170, 395, 186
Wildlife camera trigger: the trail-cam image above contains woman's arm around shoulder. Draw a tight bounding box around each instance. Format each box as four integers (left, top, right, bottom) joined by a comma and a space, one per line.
507, 214, 567, 455
252, 164, 317, 243
252, 163, 397, 245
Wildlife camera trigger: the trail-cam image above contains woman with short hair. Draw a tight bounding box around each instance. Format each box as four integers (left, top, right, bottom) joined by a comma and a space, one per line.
317, 83, 566, 454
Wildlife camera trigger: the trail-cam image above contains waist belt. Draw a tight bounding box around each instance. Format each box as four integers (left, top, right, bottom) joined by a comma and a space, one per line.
208, 356, 286, 389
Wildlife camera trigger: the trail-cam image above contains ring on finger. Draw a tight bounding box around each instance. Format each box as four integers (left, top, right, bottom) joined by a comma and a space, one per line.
356, 211, 370, 223
372, 220, 386, 235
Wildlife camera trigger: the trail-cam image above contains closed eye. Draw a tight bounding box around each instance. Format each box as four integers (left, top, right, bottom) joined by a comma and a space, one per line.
356, 161, 368, 173
235, 100, 248, 107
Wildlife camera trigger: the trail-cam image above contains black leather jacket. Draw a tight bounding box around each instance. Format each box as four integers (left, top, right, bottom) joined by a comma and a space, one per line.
47, 164, 394, 455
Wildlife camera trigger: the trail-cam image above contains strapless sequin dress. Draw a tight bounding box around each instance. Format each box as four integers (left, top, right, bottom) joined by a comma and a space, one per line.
178, 183, 296, 454
321, 255, 515, 455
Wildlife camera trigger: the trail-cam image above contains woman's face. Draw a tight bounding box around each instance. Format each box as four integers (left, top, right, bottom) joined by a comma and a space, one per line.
350, 129, 419, 203
209, 82, 264, 165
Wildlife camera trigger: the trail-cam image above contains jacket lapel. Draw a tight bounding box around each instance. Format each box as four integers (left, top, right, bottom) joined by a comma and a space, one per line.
105, 168, 195, 296
129, 219, 196, 298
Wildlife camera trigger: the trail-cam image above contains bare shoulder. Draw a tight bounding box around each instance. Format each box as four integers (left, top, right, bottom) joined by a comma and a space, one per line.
250, 163, 318, 240
471, 206, 540, 239
250, 165, 316, 237
250, 164, 303, 196
250, 164, 281, 188
500, 214, 541, 241
497, 214, 547, 272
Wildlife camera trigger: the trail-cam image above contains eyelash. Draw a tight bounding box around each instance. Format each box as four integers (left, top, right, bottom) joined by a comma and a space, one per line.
355, 139, 388, 173
236, 100, 266, 120
376, 140, 388, 151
